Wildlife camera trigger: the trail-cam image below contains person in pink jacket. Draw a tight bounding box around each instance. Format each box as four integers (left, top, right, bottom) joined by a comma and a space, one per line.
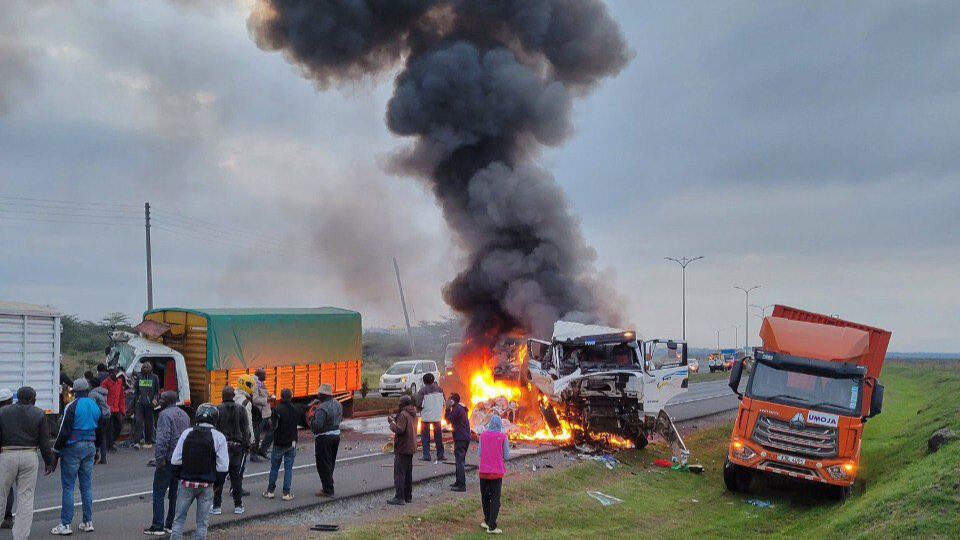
477, 415, 509, 535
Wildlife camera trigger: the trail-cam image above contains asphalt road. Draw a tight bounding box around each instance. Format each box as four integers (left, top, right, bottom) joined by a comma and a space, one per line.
3, 379, 739, 538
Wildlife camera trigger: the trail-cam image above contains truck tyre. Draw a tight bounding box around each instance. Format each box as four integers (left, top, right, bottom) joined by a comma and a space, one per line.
341, 398, 355, 419
830, 485, 852, 502
723, 457, 752, 493
632, 432, 649, 450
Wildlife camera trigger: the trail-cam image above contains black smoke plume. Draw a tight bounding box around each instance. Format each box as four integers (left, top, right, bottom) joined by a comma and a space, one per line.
249, 0, 632, 343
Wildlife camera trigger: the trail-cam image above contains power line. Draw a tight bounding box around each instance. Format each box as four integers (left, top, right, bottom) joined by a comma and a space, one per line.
150, 217, 321, 260
0, 206, 142, 221
150, 224, 325, 263
151, 208, 319, 252
0, 214, 141, 227
0, 200, 141, 214
0, 195, 139, 208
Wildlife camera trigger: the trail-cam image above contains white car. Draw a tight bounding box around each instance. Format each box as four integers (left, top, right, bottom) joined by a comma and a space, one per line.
379, 360, 440, 396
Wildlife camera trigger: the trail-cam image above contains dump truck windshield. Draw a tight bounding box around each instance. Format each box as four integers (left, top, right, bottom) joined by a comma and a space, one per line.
747, 360, 862, 415
559, 342, 638, 373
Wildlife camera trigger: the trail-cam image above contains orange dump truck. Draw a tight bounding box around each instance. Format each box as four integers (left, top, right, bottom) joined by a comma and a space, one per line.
110, 308, 361, 415
723, 305, 891, 499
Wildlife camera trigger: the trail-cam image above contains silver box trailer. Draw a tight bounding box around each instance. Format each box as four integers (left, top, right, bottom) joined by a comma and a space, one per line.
0, 301, 61, 415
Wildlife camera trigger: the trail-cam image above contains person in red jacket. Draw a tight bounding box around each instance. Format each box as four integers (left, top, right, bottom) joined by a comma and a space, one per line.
100, 367, 126, 453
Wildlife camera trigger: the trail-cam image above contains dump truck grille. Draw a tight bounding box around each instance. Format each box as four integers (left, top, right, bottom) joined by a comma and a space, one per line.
757, 460, 819, 480
752, 414, 838, 458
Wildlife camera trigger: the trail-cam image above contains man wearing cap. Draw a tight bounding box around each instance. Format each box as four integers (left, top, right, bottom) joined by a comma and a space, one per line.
252, 368, 273, 459
51, 379, 101, 535
0, 387, 54, 540
309, 384, 342, 497
143, 391, 191, 536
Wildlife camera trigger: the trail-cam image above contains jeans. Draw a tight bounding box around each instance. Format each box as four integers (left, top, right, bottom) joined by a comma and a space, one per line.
213, 444, 245, 508
453, 440, 470, 487
60, 441, 95, 526
420, 421, 444, 460
255, 417, 274, 455
134, 403, 155, 444
0, 452, 39, 540
393, 453, 413, 501
314, 435, 339, 495
151, 463, 178, 530
480, 477, 503, 529
170, 484, 213, 540
268, 444, 297, 494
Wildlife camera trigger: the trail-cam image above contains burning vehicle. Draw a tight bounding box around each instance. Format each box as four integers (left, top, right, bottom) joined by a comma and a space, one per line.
527, 322, 691, 449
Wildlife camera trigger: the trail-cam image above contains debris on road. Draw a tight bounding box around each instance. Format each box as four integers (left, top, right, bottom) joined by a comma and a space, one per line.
746, 499, 772, 509
310, 524, 340, 532
587, 491, 624, 506
927, 427, 956, 453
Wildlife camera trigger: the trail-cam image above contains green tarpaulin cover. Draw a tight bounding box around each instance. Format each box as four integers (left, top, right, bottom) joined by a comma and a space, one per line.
145, 307, 361, 371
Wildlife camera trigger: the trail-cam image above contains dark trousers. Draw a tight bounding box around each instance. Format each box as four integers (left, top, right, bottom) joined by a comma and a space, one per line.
480, 477, 503, 529
214, 443, 246, 508
4, 487, 12, 520
109, 412, 123, 450
151, 463, 178, 530
97, 416, 110, 460
135, 403, 155, 444
314, 434, 339, 495
255, 417, 274, 455
453, 440, 470, 487
393, 453, 413, 501
420, 421, 444, 460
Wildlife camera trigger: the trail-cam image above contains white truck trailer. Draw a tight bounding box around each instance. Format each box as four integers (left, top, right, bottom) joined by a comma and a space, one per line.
0, 301, 62, 417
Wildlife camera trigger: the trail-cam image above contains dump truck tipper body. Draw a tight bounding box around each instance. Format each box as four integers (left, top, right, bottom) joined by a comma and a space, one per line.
109, 307, 361, 411
724, 305, 891, 498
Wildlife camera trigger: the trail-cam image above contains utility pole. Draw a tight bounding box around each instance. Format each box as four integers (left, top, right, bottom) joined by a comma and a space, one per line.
734, 285, 760, 350
393, 257, 416, 356
665, 256, 704, 341
145, 202, 153, 310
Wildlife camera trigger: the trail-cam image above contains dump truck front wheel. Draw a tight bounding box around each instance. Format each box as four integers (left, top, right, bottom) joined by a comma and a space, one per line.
723, 457, 752, 492
830, 484, 852, 502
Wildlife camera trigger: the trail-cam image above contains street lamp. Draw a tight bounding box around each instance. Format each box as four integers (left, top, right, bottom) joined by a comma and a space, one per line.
665, 256, 705, 341
731, 325, 742, 349
715, 328, 724, 351
734, 285, 761, 350
751, 304, 775, 318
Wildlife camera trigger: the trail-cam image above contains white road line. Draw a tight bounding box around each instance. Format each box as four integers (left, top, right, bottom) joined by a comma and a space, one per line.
33, 451, 385, 513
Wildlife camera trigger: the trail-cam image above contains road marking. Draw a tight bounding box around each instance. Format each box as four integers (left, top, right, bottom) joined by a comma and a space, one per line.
33, 451, 385, 513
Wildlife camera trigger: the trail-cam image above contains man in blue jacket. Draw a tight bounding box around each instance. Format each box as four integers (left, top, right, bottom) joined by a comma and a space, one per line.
444, 393, 471, 491
51, 379, 102, 535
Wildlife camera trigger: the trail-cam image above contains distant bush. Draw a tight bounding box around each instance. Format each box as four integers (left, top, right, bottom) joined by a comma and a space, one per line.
61, 312, 132, 355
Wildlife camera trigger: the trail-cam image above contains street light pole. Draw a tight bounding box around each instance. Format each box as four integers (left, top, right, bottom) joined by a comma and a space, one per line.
716, 328, 724, 350
665, 256, 704, 341
734, 285, 761, 350
731, 325, 742, 349
751, 303, 775, 318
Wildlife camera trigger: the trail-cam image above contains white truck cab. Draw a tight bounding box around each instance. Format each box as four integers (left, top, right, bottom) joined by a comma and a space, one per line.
527, 321, 689, 448
106, 331, 191, 407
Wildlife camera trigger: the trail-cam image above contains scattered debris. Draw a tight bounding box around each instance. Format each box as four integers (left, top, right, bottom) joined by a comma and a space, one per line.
592, 455, 620, 470
587, 491, 624, 506
653, 459, 673, 468
310, 524, 340, 532
746, 499, 772, 509
928, 427, 957, 453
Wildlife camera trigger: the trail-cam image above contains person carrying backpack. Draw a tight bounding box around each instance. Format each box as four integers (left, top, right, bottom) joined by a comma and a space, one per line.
169, 404, 229, 540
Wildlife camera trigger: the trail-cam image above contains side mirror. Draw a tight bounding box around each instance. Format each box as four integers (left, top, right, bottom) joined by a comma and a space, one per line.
868, 382, 884, 418
667, 340, 678, 350
729, 357, 747, 397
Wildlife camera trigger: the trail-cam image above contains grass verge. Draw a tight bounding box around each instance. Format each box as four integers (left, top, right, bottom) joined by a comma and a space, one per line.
327, 362, 960, 540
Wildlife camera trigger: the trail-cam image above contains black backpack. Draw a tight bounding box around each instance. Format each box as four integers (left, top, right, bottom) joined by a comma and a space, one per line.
179, 426, 216, 484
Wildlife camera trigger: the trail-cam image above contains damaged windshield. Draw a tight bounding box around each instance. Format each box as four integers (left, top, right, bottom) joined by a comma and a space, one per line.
747, 361, 862, 415
559, 342, 638, 374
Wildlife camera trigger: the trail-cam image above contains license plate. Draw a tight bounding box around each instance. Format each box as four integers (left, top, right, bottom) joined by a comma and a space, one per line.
776, 454, 806, 466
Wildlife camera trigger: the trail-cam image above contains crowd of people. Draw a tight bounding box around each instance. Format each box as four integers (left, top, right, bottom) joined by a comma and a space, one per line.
0, 369, 510, 538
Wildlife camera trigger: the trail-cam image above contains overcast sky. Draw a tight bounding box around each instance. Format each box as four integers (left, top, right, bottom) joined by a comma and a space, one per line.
1, 1, 957, 352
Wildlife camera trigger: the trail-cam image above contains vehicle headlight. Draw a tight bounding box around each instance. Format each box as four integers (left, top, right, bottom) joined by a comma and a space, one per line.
731, 440, 757, 460
400, 376, 407, 382
826, 463, 856, 480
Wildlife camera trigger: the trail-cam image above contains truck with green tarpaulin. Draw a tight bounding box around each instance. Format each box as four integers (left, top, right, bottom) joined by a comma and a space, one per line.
106, 307, 361, 415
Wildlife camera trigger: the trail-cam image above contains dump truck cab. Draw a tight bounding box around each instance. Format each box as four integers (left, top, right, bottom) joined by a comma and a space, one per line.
723, 305, 890, 499
107, 331, 191, 406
